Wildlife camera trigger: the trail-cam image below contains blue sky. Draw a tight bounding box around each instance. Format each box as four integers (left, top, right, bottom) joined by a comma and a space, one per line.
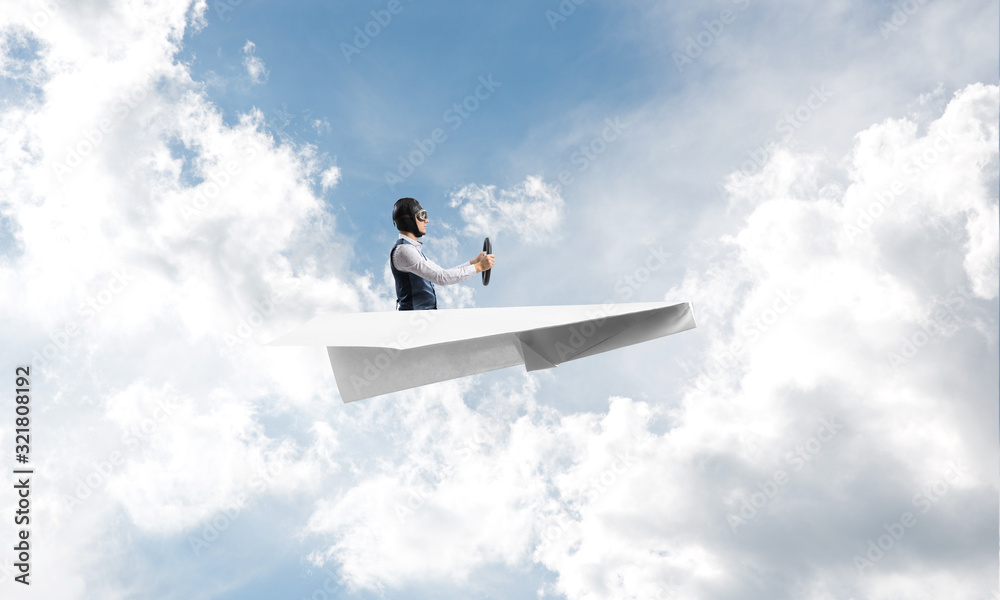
172, 0, 996, 308
177, 0, 657, 276
0, 1, 997, 599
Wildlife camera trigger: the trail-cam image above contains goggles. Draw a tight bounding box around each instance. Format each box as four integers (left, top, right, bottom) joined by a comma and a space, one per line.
414, 209, 428, 222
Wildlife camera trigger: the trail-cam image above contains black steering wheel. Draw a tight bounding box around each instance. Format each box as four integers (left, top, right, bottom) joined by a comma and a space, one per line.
482, 237, 492, 286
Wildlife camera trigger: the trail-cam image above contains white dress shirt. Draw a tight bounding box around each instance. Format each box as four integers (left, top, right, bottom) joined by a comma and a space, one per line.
392, 234, 476, 285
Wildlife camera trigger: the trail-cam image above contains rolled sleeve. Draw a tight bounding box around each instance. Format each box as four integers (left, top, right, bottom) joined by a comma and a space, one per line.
393, 243, 476, 286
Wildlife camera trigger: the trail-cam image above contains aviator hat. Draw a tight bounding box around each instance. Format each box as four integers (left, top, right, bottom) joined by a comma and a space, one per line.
392, 197, 427, 237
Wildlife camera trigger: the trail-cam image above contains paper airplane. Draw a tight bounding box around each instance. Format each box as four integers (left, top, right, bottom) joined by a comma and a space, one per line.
270, 301, 696, 402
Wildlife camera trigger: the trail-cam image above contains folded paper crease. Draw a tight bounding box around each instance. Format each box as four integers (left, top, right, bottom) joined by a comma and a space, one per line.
270, 301, 696, 402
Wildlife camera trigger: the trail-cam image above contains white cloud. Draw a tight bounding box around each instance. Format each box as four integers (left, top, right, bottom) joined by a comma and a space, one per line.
0, 1, 359, 595
103, 382, 294, 534
304, 377, 550, 589
0, 1, 994, 598
242, 39, 268, 84
545, 82, 998, 600
449, 175, 564, 244
308, 84, 998, 599
320, 164, 341, 190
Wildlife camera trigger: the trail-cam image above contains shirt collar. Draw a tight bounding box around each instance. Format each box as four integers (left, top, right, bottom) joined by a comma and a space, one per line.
398, 233, 422, 247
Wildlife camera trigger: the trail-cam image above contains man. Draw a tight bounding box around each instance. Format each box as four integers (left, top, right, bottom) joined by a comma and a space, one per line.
390, 197, 495, 310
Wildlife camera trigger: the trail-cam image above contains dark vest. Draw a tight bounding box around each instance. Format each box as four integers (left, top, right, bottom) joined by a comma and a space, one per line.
390, 238, 437, 310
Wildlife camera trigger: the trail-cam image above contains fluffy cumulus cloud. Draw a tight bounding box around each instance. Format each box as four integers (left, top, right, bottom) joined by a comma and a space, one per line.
537, 94, 997, 600
449, 175, 565, 244
101, 382, 298, 535
0, 1, 353, 595
0, 1, 994, 598
307, 84, 998, 599
304, 376, 643, 591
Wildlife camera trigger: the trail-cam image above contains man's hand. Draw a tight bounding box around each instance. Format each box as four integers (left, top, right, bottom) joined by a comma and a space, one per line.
473, 252, 495, 273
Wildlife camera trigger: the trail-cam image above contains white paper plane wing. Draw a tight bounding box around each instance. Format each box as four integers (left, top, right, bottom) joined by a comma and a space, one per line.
270, 301, 696, 402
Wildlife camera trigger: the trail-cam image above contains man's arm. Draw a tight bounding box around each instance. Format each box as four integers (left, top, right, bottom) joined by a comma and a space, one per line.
393, 243, 477, 286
